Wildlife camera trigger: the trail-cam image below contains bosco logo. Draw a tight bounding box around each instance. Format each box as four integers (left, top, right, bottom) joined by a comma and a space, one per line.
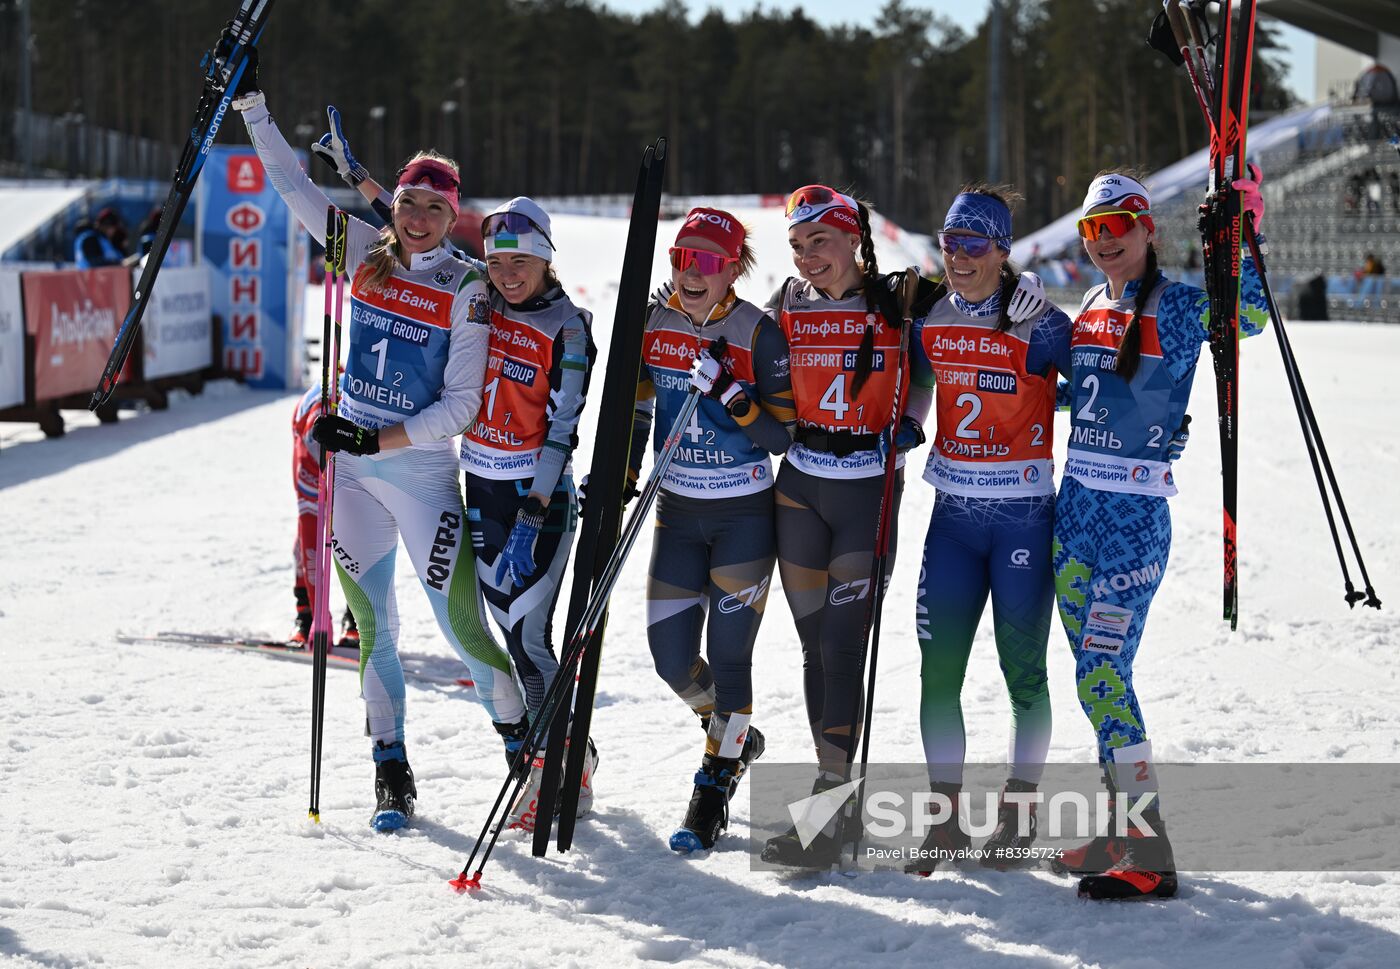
226, 201, 265, 234
1131, 465, 1151, 483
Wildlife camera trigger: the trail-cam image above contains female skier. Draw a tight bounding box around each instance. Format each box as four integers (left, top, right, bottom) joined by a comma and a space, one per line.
759, 185, 1045, 865
234, 72, 529, 832
909, 186, 1072, 870
313, 112, 599, 831
630, 207, 794, 852
1051, 169, 1268, 899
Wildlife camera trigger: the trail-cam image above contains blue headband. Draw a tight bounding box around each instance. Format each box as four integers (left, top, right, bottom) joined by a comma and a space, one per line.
942, 193, 1013, 252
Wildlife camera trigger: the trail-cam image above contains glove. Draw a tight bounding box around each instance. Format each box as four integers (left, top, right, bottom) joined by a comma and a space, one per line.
312, 414, 379, 455
876, 417, 924, 464
650, 281, 675, 307
1055, 378, 1072, 411
577, 471, 638, 517
1165, 415, 1191, 462
311, 105, 368, 187
1007, 271, 1046, 323
495, 502, 545, 588
227, 40, 260, 101
1232, 163, 1265, 232
689, 353, 743, 409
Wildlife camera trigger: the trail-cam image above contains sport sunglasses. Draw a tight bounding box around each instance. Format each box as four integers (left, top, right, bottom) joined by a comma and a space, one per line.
937, 232, 1005, 258
395, 159, 459, 194
784, 184, 856, 218
1077, 209, 1150, 241
669, 246, 738, 275
482, 211, 555, 246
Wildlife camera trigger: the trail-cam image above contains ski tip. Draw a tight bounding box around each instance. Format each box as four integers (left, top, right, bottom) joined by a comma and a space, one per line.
449, 871, 482, 894
668, 829, 706, 854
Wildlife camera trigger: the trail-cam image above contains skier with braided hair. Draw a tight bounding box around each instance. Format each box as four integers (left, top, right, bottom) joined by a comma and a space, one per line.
758, 185, 1048, 866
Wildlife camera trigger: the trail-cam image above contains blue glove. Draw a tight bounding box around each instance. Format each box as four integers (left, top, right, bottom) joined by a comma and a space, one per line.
876, 417, 924, 464
1165, 415, 1191, 462
495, 501, 545, 588
1055, 378, 1072, 411
310, 105, 368, 187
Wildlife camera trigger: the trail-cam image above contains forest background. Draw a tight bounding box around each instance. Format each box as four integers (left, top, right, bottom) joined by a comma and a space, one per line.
0, 0, 1296, 233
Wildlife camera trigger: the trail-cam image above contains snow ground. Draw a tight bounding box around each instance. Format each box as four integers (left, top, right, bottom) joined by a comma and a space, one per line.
2, 207, 1399, 968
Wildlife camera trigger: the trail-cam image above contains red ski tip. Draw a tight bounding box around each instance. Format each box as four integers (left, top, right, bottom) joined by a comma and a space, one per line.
448, 872, 482, 894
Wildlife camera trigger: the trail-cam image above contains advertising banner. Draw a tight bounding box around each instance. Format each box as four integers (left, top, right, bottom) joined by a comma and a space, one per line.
141, 265, 212, 380
196, 146, 308, 389
23, 267, 131, 401
0, 271, 23, 409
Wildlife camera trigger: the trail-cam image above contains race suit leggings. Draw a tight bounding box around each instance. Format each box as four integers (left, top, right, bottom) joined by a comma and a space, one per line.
646, 489, 775, 758
775, 461, 901, 774
465, 473, 577, 720
331, 448, 525, 750
1052, 475, 1171, 797
916, 492, 1054, 786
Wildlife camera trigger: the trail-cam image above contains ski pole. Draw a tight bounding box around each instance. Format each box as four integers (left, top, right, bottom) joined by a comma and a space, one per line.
1243, 222, 1382, 609
309, 207, 348, 820
451, 337, 726, 892
848, 268, 919, 863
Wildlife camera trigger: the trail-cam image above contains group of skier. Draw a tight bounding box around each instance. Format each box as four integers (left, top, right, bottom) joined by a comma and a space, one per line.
234, 42, 1270, 899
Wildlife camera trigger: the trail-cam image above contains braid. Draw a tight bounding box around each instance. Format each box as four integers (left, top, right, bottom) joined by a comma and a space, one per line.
1115, 244, 1158, 382
850, 200, 884, 396
996, 262, 1019, 333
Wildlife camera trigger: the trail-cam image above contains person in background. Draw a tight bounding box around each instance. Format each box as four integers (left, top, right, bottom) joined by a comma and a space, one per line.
289, 382, 358, 650
74, 208, 129, 269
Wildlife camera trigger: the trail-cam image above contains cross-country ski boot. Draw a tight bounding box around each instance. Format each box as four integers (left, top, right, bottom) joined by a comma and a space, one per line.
1078, 805, 1178, 900
338, 607, 359, 649
291, 585, 312, 646
980, 778, 1039, 870
569, 734, 600, 818
493, 718, 546, 832
1050, 779, 1124, 876
370, 741, 417, 832
760, 772, 855, 870
670, 754, 739, 853
906, 782, 971, 875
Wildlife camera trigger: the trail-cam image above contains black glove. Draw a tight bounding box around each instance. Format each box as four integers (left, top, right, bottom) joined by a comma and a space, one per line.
577, 471, 639, 518
312, 414, 379, 456
226, 38, 260, 100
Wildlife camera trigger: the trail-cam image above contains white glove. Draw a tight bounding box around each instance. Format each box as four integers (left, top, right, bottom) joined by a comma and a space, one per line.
1007, 271, 1046, 323
689, 353, 742, 407
309, 105, 368, 187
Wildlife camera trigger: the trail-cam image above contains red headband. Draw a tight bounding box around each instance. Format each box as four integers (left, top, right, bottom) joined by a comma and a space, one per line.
676, 207, 745, 258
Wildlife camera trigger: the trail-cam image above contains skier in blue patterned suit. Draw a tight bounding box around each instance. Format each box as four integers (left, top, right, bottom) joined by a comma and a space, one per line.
630, 208, 795, 852
234, 71, 529, 833
1052, 170, 1269, 899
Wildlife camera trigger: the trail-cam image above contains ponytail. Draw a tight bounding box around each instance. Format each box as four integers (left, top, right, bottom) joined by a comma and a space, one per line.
1115, 244, 1158, 382
359, 226, 403, 293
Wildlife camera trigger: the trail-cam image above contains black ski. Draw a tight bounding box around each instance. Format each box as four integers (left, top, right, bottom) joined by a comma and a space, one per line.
534, 138, 669, 855
90, 0, 277, 410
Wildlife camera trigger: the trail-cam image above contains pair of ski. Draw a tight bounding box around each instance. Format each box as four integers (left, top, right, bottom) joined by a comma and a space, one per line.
449, 139, 671, 892
90, 0, 276, 410
1151, 0, 1380, 623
